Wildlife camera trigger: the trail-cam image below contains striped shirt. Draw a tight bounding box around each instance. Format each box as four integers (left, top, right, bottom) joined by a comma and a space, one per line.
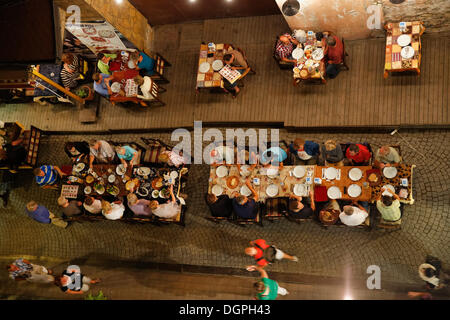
60, 55, 79, 88
35, 165, 57, 186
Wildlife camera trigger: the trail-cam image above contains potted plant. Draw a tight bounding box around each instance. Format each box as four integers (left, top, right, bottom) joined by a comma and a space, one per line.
76, 85, 94, 101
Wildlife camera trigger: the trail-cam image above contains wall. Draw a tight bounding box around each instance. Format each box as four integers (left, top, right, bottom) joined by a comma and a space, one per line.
275, 0, 382, 40
382, 0, 450, 33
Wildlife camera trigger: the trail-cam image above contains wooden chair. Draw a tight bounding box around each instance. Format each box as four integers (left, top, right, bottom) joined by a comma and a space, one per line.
340, 38, 350, 71
263, 197, 288, 222
138, 78, 166, 107
273, 36, 294, 70
145, 51, 172, 84
232, 201, 263, 227
371, 203, 403, 231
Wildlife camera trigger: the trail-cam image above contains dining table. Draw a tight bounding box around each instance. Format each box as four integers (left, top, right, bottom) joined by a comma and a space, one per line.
383, 21, 425, 78
292, 32, 326, 85
370, 164, 415, 204
313, 166, 373, 202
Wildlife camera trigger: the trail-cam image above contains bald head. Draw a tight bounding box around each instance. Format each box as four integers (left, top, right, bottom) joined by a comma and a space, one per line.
245, 247, 257, 256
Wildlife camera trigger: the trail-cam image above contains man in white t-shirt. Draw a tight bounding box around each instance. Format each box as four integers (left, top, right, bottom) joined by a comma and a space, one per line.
339, 203, 368, 226
83, 196, 102, 214
89, 140, 115, 168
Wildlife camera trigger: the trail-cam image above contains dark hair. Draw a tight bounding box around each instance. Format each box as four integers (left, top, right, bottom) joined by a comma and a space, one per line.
254, 281, 265, 293
206, 194, 217, 204
97, 53, 105, 60
266, 151, 273, 158
223, 54, 232, 62
315, 32, 324, 41
424, 268, 435, 278
84, 196, 94, 206
327, 36, 336, 46
92, 73, 100, 82
65, 142, 75, 152
382, 195, 393, 206
348, 144, 360, 153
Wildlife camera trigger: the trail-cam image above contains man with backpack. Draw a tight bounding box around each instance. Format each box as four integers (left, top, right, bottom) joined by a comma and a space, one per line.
245, 239, 298, 267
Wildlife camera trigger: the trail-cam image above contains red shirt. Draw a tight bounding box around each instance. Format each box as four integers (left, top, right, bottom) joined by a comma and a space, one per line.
327, 36, 344, 64
253, 239, 270, 267
346, 144, 371, 164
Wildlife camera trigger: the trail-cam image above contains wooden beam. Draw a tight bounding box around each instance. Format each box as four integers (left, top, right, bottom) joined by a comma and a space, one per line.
32, 69, 85, 104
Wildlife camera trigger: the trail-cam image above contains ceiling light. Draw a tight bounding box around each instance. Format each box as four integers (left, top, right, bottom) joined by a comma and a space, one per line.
343, 295, 353, 300
389, 0, 405, 3
282, 0, 300, 17
115, 0, 123, 4
189, 0, 196, 2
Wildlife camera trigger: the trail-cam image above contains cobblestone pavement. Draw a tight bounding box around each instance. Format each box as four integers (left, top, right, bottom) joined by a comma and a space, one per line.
0, 128, 449, 297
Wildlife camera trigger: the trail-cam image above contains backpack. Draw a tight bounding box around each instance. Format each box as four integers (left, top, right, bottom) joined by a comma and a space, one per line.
254, 243, 277, 264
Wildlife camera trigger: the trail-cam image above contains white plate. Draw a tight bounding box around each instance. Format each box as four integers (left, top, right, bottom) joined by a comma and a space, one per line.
239, 165, 251, 177
348, 167, 363, 181
292, 47, 304, 60
325, 167, 338, 180
108, 175, 116, 183
397, 34, 411, 47
212, 60, 223, 71
382, 184, 396, 196
137, 167, 151, 176
267, 168, 279, 179
216, 165, 228, 178
199, 62, 211, 73
266, 184, 279, 197
383, 166, 398, 179
304, 45, 313, 52
84, 186, 92, 194
152, 190, 159, 198
170, 171, 178, 179
293, 166, 306, 178
240, 185, 252, 197
327, 186, 341, 199
68, 176, 78, 182
305, 59, 314, 68
211, 184, 223, 196
311, 48, 324, 61
74, 163, 85, 172
116, 164, 126, 175
293, 184, 307, 196
401, 46, 414, 59
348, 184, 362, 198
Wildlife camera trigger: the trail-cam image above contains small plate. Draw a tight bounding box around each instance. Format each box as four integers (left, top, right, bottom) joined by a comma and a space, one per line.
240, 185, 252, 197
397, 34, 411, 47
304, 45, 313, 52
211, 185, 223, 196
293, 184, 307, 196
347, 184, 362, 198
199, 62, 211, 73
152, 190, 159, 198
266, 184, 278, 197
116, 164, 126, 176
239, 165, 251, 177
74, 162, 85, 172
68, 176, 78, 182
84, 186, 92, 194
324, 167, 338, 180
267, 168, 279, 179
212, 60, 224, 71
349, 167, 363, 181
311, 48, 324, 61
216, 165, 228, 178
170, 171, 178, 179
137, 187, 149, 197
292, 47, 304, 60
383, 166, 398, 179
293, 166, 306, 178
108, 175, 116, 183
327, 186, 341, 199
401, 46, 414, 59
382, 184, 396, 196
137, 167, 151, 176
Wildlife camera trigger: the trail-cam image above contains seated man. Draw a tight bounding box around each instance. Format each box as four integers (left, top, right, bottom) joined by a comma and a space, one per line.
150, 184, 181, 219
288, 138, 320, 165
127, 193, 152, 216
0, 143, 26, 170
245, 239, 298, 268
288, 192, 315, 219
232, 179, 258, 219
64, 141, 90, 164
321, 140, 344, 166
57, 196, 82, 218
115, 145, 139, 169
97, 52, 117, 75
376, 188, 401, 222
34, 165, 65, 187
130, 51, 156, 76
374, 146, 401, 168
222, 53, 248, 97
339, 202, 368, 226
89, 140, 116, 168
101, 200, 125, 220
275, 33, 299, 65
345, 144, 371, 166
206, 193, 232, 218
260, 146, 288, 168
92, 73, 112, 98
83, 196, 102, 214
323, 33, 344, 79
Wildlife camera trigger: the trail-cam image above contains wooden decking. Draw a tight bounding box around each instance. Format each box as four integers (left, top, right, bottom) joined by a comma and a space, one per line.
0, 15, 448, 131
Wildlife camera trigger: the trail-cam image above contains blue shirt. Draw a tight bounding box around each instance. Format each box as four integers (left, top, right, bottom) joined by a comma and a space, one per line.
93, 74, 110, 97
35, 165, 57, 186
232, 198, 256, 219
137, 52, 155, 76
261, 147, 287, 164
288, 141, 320, 157
117, 146, 137, 161
26, 205, 51, 224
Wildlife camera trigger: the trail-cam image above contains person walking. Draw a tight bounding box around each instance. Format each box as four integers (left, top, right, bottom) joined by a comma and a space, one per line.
55, 265, 100, 295
246, 265, 289, 300
7, 258, 54, 284
245, 239, 298, 268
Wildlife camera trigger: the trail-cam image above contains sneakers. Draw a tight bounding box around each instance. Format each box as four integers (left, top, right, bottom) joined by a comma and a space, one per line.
292, 256, 299, 262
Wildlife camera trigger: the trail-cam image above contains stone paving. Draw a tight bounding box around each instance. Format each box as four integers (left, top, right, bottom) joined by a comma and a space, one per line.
0, 128, 449, 297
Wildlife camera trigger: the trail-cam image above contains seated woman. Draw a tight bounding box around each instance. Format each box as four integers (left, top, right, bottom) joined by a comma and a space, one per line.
115, 145, 139, 169
130, 51, 156, 76
127, 193, 152, 217
60, 53, 81, 91
288, 192, 315, 219
150, 184, 180, 219
206, 193, 232, 218
320, 140, 344, 166
288, 138, 320, 165
101, 200, 125, 220
64, 141, 90, 164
